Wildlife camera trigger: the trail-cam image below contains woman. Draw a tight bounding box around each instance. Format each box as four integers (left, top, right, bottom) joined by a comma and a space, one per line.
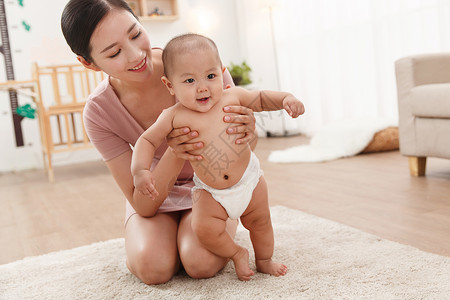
61, 0, 257, 285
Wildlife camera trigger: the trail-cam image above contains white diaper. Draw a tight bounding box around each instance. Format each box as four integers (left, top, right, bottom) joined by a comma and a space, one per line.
192, 152, 263, 220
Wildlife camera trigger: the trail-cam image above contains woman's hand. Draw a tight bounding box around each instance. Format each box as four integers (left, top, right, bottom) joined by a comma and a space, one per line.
166, 127, 204, 161
223, 105, 257, 145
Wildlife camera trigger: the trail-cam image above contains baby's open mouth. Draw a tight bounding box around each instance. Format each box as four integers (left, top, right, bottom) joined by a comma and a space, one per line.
197, 97, 209, 103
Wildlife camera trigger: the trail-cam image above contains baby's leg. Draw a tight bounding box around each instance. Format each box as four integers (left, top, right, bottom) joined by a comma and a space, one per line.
191, 189, 254, 281
240, 176, 287, 277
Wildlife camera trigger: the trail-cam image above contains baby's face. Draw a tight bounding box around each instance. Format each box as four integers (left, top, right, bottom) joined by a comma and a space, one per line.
167, 48, 224, 113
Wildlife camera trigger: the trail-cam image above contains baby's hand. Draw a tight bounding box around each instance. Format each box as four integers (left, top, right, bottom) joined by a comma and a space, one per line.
283, 95, 305, 118
133, 170, 159, 199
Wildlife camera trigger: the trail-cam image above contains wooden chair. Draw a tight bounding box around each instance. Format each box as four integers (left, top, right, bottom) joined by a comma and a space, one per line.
32, 63, 105, 182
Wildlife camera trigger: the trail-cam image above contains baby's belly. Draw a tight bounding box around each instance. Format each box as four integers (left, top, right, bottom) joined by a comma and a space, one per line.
191, 137, 251, 189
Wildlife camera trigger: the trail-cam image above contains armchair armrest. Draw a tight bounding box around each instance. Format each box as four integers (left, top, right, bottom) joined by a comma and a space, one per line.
395, 53, 450, 99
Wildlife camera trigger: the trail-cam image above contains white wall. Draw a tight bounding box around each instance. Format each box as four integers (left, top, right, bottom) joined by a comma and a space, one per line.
0, 0, 242, 172
236, 0, 450, 136
1, 0, 77, 173
234, 0, 278, 91
142, 0, 242, 65
234, 0, 301, 136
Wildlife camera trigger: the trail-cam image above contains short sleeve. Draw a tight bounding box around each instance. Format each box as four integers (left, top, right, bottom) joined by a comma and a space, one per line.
83, 100, 132, 161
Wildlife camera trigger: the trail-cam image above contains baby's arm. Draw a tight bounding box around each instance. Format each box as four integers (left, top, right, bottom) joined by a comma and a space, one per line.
131, 107, 176, 199
233, 87, 305, 118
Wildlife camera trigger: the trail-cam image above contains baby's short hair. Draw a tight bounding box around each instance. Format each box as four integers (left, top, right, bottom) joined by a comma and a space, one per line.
162, 33, 221, 78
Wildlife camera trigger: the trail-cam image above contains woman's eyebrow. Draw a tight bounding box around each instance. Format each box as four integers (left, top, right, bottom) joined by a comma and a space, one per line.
100, 23, 137, 54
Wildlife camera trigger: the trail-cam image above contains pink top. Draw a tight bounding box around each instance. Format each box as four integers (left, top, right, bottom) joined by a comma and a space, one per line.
83, 78, 194, 213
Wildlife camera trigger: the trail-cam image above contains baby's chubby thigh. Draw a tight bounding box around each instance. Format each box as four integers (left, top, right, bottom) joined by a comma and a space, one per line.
240, 175, 271, 232
191, 189, 230, 240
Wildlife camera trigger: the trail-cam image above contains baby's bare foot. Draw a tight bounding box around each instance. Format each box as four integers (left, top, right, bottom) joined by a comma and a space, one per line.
256, 258, 288, 277
231, 246, 254, 281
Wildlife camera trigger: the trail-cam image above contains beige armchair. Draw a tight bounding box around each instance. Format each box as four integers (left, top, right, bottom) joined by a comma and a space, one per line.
395, 53, 450, 176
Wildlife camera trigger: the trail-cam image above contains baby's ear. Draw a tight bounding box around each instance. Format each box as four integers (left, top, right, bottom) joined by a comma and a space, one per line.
161, 76, 175, 95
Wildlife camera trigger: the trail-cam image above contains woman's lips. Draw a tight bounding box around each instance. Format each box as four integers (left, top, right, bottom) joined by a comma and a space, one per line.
129, 57, 147, 72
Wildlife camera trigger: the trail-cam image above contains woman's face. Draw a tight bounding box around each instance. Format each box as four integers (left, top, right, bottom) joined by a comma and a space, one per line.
87, 9, 153, 82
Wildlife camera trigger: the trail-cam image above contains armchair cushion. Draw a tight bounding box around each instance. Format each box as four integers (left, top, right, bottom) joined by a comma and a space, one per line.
410, 84, 450, 118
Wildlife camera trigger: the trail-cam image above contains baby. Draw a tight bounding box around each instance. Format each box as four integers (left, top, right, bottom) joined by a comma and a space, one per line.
131, 33, 304, 281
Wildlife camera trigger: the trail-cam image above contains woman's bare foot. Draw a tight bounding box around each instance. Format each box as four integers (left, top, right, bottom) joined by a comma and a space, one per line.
231, 246, 254, 281
256, 258, 288, 277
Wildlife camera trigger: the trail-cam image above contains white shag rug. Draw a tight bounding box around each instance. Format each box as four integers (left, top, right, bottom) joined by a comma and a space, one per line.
269, 118, 397, 163
1, 206, 449, 300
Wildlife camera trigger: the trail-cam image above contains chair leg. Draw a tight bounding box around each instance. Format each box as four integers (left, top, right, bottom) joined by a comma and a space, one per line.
47, 153, 54, 183
408, 156, 426, 176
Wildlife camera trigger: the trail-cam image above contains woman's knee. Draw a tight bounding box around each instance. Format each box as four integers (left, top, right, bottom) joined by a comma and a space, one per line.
179, 209, 228, 279
185, 264, 219, 279
127, 248, 179, 285
124, 211, 181, 285
182, 253, 227, 279
178, 229, 227, 278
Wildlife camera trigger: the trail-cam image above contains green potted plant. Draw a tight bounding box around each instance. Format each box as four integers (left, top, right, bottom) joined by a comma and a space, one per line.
228, 61, 252, 86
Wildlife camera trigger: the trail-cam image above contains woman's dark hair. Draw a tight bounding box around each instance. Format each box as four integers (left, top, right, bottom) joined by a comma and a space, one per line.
61, 0, 137, 63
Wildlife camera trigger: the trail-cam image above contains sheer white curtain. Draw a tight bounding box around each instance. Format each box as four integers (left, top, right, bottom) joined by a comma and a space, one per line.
239, 0, 450, 135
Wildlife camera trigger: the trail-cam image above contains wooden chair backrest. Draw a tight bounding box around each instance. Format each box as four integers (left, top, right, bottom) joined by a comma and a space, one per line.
32, 63, 105, 106
32, 62, 105, 151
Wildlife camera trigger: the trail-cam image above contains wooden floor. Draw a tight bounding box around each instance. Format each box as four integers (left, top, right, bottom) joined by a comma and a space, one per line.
1, 135, 450, 265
